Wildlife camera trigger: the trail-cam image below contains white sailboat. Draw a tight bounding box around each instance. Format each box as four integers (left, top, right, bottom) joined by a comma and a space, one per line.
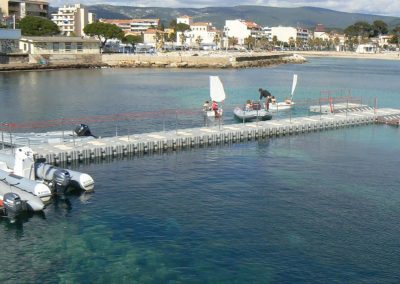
205, 76, 226, 117
269, 74, 297, 112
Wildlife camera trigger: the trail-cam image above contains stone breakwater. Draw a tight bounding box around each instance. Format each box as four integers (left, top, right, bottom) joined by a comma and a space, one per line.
0, 52, 306, 72
102, 52, 306, 68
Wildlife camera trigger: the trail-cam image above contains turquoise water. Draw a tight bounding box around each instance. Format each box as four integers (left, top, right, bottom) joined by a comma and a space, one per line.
0, 58, 400, 283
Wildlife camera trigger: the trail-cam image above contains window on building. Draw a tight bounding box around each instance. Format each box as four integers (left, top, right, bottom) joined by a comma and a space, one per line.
65, 42, 71, 51
77, 42, 83, 52
53, 42, 59, 52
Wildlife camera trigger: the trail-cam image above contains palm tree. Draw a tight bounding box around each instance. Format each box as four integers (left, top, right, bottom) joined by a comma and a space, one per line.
244, 35, 255, 50
179, 33, 187, 51
195, 35, 203, 50
228, 36, 238, 49
213, 33, 221, 49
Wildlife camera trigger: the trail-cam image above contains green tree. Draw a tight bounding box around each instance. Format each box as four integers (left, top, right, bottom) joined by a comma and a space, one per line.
272, 35, 278, 48
176, 23, 191, 33
344, 21, 372, 44
122, 34, 143, 51
169, 19, 177, 30
18, 16, 60, 36
179, 33, 187, 50
244, 35, 255, 50
195, 35, 203, 50
84, 22, 124, 49
371, 20, 388, 36
389, 26, 400, 45
228, 36, 238, 48
213, 33, 221, 48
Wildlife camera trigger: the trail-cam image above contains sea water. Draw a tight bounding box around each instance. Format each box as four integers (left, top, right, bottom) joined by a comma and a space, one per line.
0, 58, 399, 283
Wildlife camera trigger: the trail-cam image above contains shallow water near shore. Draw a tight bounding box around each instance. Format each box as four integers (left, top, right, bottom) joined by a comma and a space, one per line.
0, 58, 400, 283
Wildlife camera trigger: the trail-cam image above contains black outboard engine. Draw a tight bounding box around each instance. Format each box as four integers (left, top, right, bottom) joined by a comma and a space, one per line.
3, 192, 23, 222
74, 124, 97, 138
53, 169, 72, 196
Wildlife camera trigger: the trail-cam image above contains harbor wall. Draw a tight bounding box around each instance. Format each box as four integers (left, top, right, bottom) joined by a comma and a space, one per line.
101, 53, 305, 68
0, 52, 305, 71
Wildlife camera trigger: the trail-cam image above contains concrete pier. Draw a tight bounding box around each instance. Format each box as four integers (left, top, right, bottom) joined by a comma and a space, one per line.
1, 107, 396, 166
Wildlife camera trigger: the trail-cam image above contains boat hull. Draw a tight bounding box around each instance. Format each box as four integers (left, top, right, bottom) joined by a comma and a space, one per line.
233, 107, 272, 122
268, 102, 295, 112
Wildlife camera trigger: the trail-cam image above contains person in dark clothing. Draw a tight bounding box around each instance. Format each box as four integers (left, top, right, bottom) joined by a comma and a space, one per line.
259, 88, 271, 100
259, 88, 272, 111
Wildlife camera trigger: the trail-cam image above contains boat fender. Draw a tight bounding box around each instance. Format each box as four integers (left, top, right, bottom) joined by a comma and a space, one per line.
3, 192, 23, 222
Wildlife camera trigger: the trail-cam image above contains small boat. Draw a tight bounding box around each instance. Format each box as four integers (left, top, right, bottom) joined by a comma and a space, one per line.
263, 74, 298, 112
233, 101, 272, 122
268, 99, 295, 112
204, 76, 226, 118
0, 180, 45, 222
0, 146, 94, 197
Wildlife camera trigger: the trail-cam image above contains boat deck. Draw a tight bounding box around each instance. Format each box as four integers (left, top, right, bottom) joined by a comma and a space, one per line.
1, 108, 400, 165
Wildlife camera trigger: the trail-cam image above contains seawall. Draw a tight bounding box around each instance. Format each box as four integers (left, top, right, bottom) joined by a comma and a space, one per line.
101, 52, 306, 68
0, 52, 306, 72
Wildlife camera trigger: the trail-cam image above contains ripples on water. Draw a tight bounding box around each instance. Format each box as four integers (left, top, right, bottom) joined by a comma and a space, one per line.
0, 58, 400, 283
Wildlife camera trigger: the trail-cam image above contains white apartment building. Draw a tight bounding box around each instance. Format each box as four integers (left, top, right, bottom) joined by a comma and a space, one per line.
314, 24, 330, 41
100, 18, 160, 34
0, 0, 49, 19
177, 15, 192, 26
223, 19, 262, 45
51, 4, 95, 37
264, 26, 310, 45
177, 21, 220, 48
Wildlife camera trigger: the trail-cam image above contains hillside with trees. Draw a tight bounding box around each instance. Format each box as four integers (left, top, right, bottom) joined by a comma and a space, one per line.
81, 5, 400, 30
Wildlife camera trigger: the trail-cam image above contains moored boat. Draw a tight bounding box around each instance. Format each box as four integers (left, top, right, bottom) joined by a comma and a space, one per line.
233, 106, 272, 122
0, 146, 94, 197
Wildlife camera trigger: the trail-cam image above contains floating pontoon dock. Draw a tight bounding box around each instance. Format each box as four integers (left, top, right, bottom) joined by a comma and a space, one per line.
1, 108, 400, 165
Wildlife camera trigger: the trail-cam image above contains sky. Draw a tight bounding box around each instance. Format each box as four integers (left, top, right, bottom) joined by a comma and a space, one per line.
48, 1, 400, 17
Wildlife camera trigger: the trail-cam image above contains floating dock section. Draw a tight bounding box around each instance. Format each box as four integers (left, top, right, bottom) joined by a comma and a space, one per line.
2, 108, 400, 165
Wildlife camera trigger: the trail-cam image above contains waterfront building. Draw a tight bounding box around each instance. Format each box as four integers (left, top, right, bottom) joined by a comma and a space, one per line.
19, 36, 100, 55
265, 26, 311, 46
177, 20, 221, 49
100, 18, 160, 34
355, 43, 377, 53
223, 19, 263, 45
51, 4, 96, 37
313, 24, 330, 41
0, 0, 48, 19
143, 28, 168, 47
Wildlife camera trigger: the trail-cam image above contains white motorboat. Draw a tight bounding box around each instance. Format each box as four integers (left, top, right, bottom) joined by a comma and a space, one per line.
0, 146, 94, 197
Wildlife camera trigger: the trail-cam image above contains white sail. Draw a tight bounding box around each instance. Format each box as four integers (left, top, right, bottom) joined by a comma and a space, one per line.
291, 74, 298, 97
209, 76, 226, 102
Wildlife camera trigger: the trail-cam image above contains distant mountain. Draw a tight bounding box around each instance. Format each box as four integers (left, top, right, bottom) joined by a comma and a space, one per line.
82, 5, 400, 31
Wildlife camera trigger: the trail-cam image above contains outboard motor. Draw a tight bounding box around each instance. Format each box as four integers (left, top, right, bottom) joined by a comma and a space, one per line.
3, 192, 23, 222
74, 124, 97, 138
52, 169, 71, 196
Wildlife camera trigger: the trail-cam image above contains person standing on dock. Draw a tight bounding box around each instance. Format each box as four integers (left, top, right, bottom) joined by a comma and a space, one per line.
259, 88, 272, 111
212, 100, 219, 117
